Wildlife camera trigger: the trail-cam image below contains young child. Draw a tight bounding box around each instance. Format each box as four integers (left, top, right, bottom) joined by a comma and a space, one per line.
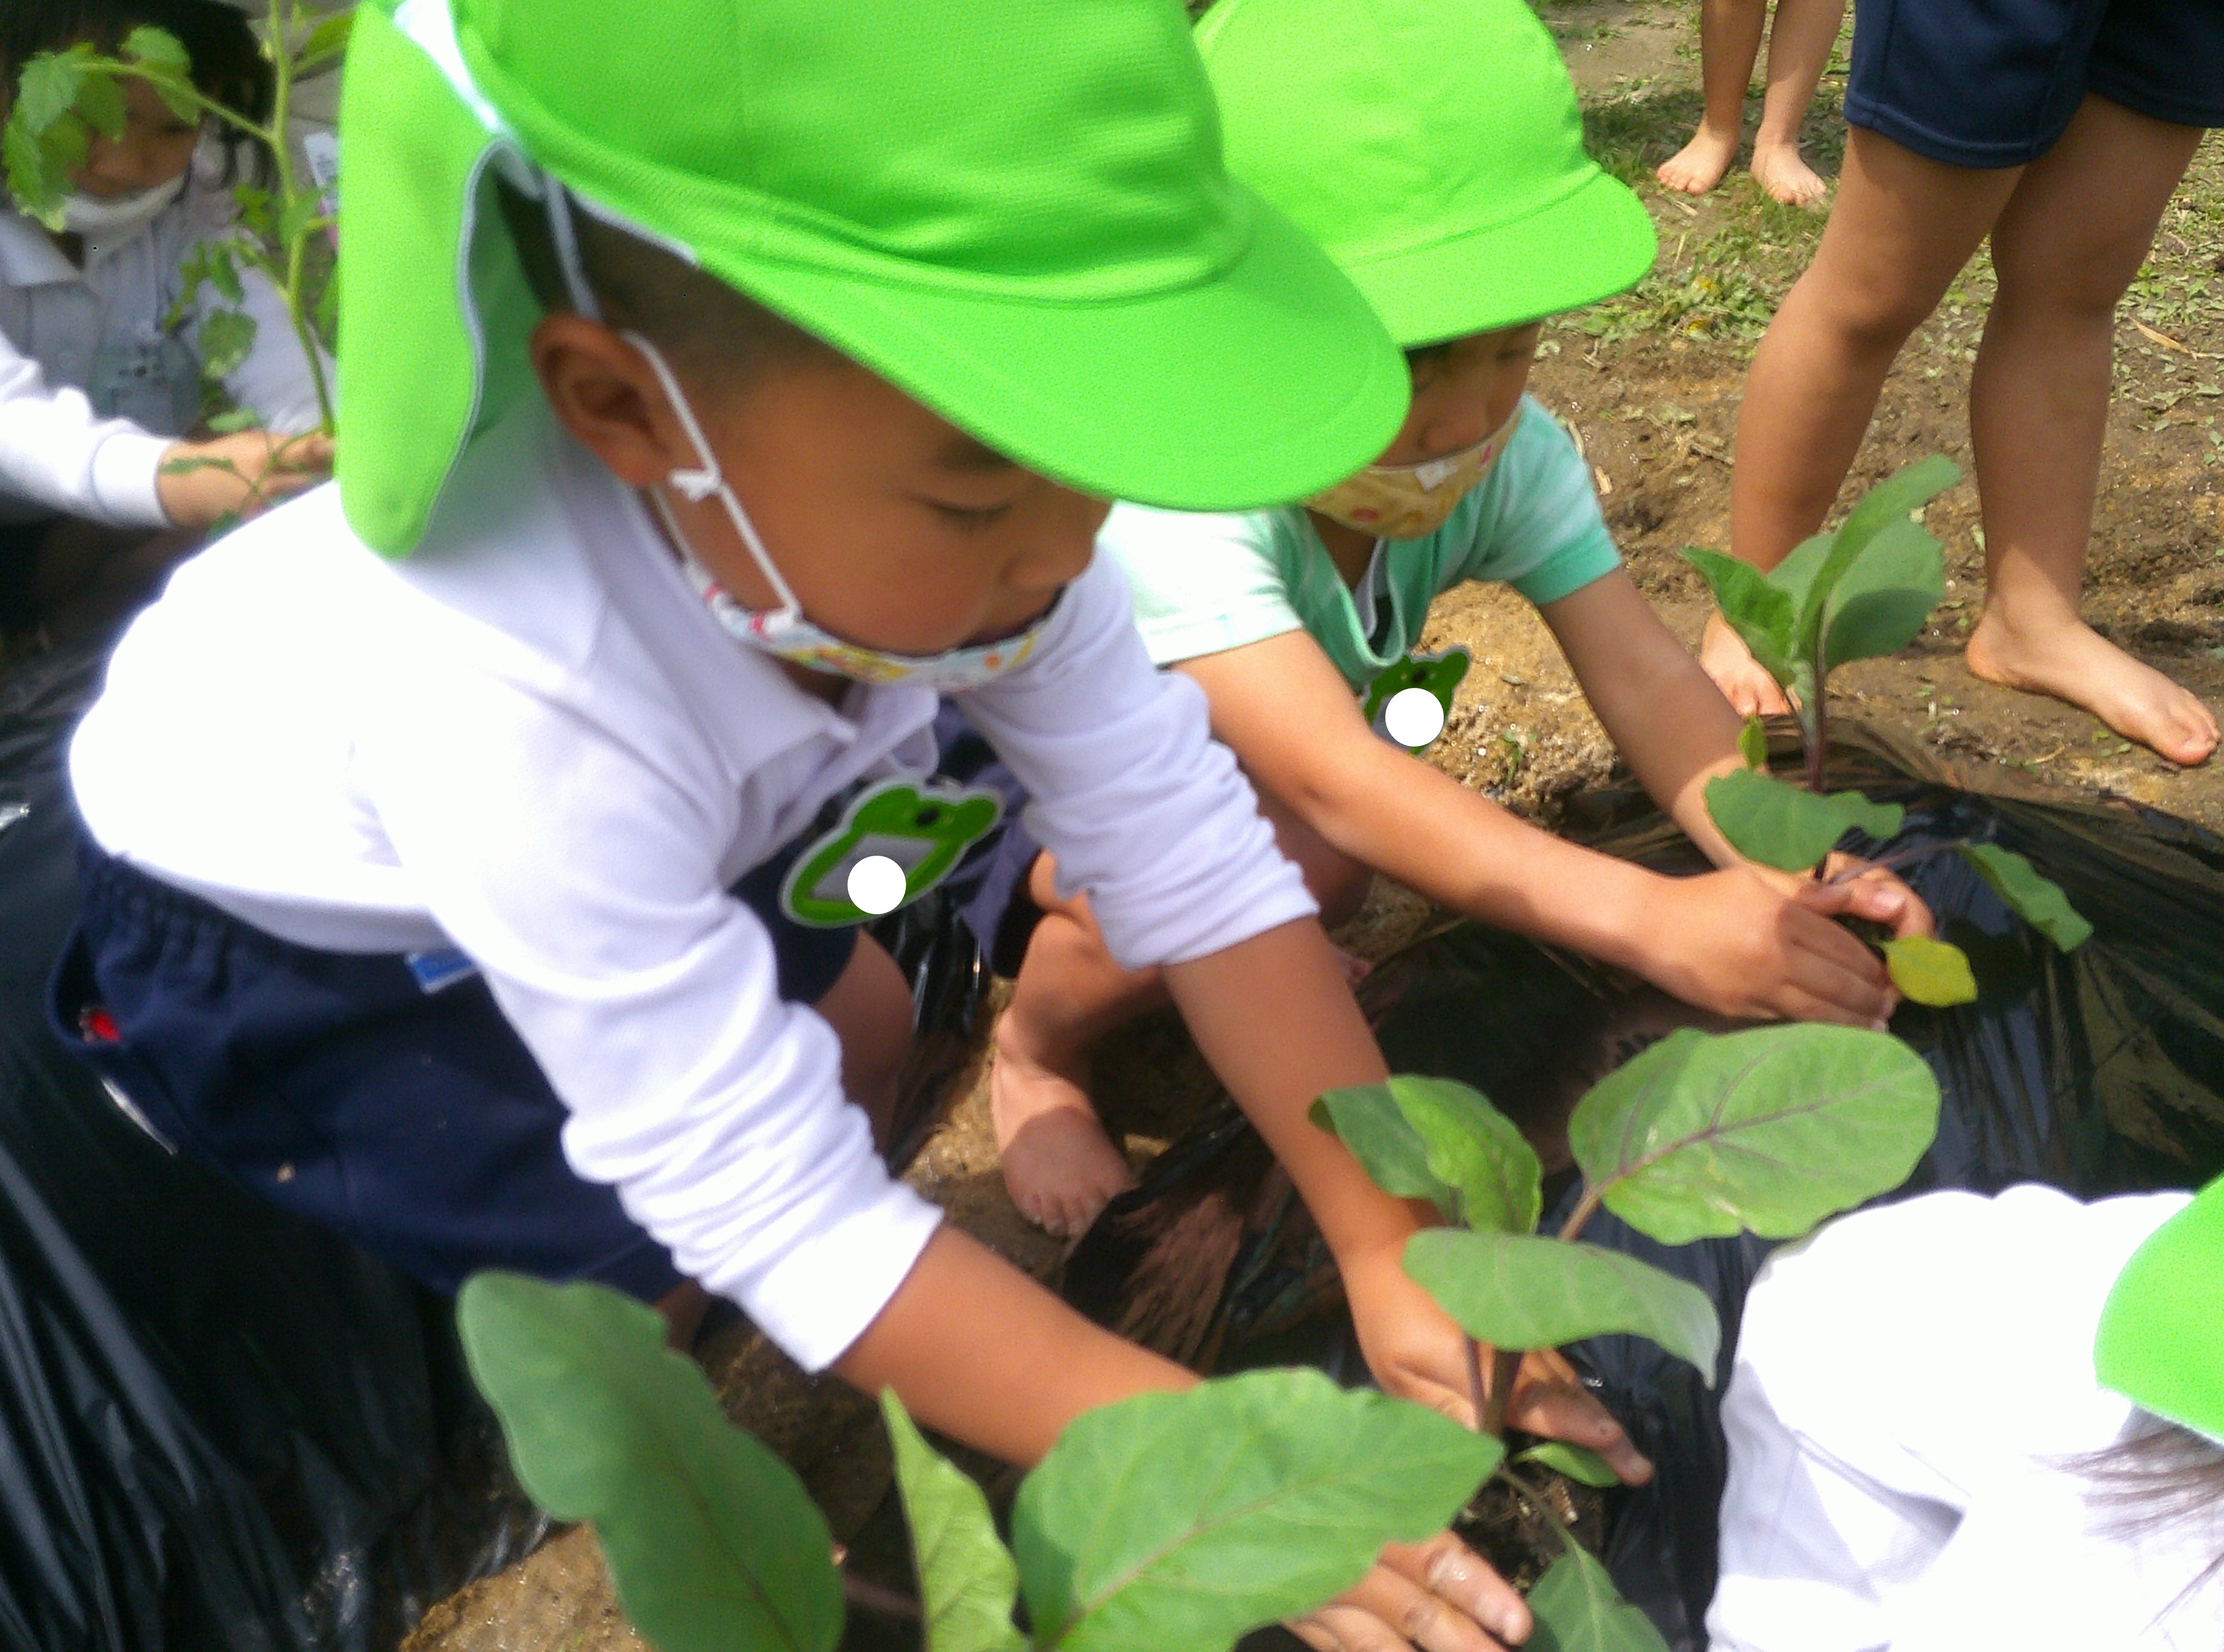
1702, 0, 2220, 767
990, 0, 1929, 1238
53, 0, 1645, 1643
1656, 0, 1848, 207
1709, 1179, 2224, 1649
0, 0, 332, 643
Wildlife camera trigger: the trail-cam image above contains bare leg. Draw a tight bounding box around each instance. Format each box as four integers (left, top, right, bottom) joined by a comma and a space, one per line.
1659, 0, 1767, 195
1747, 0, 1847, 206
813, 932, 917, 1149
1707, 128, 2020, 710
1962, 96, 2216, 765
991, 797, 1371, 1239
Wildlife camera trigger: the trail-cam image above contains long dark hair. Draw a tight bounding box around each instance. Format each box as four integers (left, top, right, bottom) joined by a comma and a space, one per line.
2078, 1414, 2224, 1625
3, 0, 274, 175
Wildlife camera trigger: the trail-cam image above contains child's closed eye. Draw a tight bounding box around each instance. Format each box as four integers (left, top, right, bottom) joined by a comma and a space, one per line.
925, 500, 1014, 531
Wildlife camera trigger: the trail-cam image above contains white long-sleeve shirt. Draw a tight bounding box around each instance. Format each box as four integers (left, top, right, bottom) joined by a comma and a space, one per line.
0, 140, 329, 528
69, 401, 1315, 1370
1711, 1185, 2223, 1652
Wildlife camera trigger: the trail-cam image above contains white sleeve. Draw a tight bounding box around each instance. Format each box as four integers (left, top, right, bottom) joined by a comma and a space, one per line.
0, 322, 171, 525
357, 650, 940, 1373
205, 258, 331, 435
958, 553, 1317, 970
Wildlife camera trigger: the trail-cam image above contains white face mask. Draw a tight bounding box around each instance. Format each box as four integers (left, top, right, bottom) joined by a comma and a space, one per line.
61, 173, 187, 242
626, 331, 1055, 692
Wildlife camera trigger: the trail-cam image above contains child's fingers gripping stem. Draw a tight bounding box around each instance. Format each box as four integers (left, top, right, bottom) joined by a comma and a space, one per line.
831, 1222, 1555, 1652
157, 429, 336, 529
1162, 920, 1650, 1472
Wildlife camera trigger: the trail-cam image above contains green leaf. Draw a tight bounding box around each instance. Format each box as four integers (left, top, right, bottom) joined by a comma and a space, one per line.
3, 115, 58, 217
1312, 1084, 1455, 1220
31, 113, 91, 227
297, 10, 356, 70
1818, 519, 1946, 675
1314, 1077, 1542, 1234
1525, 1544, 1672, 1652
881, 1392, 1026, 1652
1761, 532, 1833, 617
1703, 769, 1906, 872
73, 71, 127, 142
15, 52, 87, 135
1567, 1025, 1940, 1245
1391, 1075, 1542, 1235
1402, 1229, 1719, 1382
456, 1273, 845, 1652
1955, 843, 2093, 950
1682, 546, 1796, 685
197, 306, 258, 379
1880, 936, 1977, 1007
203, 405, 261, 434
120, 26, 192, 81
207, 243, 245, 305
1736, 714, 1768, 771
1013, 1369, 1500, 1652
1513, 1441, 1621, 1489
1792, 456, 1960, 659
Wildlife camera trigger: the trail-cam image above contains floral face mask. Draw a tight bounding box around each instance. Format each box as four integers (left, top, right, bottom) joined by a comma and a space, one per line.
1304, 406, 1522, 540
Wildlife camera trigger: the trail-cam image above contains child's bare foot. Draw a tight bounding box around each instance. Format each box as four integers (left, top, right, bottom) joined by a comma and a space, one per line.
1966, 607, 2218, 767
1657, 126, 1740, 195
989, 1010, 1137, 1239
1750, 141, 1829, 208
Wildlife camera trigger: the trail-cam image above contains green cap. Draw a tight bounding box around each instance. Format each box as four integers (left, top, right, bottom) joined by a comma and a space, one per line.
334, 0, 1409, 556
2094, 1176, 2224, 1445
1195, 0, 1656, 347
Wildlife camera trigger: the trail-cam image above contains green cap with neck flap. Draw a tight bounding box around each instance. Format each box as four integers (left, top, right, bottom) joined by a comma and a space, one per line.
333, 0, 1410, 555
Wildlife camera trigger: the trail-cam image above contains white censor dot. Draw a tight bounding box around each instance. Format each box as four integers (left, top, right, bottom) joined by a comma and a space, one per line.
846, 855, 908, 916
1384, 686, 1446, 747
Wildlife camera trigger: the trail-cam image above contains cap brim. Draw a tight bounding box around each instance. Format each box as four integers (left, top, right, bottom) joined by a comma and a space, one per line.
706, 185, 1407, 513
1340, 168, 1656, 348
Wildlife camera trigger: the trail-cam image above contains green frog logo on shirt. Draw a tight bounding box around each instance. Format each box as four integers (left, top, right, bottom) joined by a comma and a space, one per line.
1360, 646, 1471, 753
781, 778, 1003, 927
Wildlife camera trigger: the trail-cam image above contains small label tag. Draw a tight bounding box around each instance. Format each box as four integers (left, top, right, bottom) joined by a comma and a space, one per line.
405, 948, 478, 994
1360, 646, 1472, 752
780, 778, 1003, 928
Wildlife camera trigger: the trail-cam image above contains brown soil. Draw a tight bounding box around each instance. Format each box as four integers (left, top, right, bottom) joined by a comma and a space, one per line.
406, 8, 2223, 1647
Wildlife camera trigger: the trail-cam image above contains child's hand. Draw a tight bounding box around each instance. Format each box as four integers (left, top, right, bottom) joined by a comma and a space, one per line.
158, 430, 334, 529
1293, 1533, 1532, 1652
1699, 612, 1793, 718
1338, 1238, 1653, 1480
1635, 866, 1904, 1026
1812, 853, 1934, 939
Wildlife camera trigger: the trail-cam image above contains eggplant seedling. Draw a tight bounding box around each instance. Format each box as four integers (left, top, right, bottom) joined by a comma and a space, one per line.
1685, 456, 2091, 1006
1314, 1024, 1941, 1651
4, 1, 347, 448
456, 1272, 1501, 1652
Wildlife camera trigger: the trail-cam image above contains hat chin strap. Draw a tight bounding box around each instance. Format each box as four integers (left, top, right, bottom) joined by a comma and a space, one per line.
542, 177, 605, 323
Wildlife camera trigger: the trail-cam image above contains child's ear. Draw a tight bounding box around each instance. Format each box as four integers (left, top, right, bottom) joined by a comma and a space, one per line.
529, 314, 686, 489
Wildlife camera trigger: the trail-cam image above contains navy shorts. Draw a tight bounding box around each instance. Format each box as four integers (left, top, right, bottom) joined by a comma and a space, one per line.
929, 701, 1045, 977
48, 835, 858, 1304
1847, 0, 2224, 167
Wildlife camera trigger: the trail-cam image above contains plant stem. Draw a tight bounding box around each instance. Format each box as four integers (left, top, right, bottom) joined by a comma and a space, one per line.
1494, 1464, 1581, 1554
1480, 1347, 1520, 1439
263, 0, 336, 434
1464, 1334, 1488, 1431
1557, 1187, 1605, 1247
842, 1572, 921, 1622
